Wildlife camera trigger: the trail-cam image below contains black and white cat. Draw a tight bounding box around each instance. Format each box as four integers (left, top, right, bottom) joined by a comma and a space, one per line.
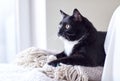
48, 9, 106, 67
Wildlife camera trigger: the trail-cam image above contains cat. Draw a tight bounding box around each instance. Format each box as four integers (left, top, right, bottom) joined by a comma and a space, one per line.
48, 9, 106, 67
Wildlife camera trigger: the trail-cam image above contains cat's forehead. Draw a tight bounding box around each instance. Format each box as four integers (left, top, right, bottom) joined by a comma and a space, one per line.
61, 16, 72, 23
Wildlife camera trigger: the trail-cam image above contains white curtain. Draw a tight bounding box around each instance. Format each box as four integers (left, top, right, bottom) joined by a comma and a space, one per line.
0, 0, 17, 63
0, 0, 33, 63
102, 5, 120, 81
0, 0, 46, 63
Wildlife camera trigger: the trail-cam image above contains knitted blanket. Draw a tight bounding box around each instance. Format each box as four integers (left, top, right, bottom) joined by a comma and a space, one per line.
14, 47, 103, 81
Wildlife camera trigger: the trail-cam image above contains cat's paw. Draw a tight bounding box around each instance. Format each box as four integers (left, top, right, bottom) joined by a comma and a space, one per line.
48, 60, 60, 67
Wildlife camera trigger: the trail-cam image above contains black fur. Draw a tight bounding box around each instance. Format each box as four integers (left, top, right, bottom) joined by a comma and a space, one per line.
48, 9, 106, 67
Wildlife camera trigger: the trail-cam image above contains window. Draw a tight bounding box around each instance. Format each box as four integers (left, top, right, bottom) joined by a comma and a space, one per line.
0, 0, 16, 63
0, 0, 46, 63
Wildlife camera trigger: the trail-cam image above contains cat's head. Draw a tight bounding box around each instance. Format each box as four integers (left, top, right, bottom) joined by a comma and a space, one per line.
58, 9, 96, 42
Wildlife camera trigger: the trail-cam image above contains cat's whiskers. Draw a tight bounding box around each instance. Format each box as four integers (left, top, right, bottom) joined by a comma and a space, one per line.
66, 33, 76, 36
78, 34, 88, 43
65, 35, 71, 40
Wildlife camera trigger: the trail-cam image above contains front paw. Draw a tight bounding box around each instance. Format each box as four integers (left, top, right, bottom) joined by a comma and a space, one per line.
48, 60, 60, 67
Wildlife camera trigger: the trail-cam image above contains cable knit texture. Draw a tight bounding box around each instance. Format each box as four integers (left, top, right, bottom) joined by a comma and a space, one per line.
14, 47, 103, 81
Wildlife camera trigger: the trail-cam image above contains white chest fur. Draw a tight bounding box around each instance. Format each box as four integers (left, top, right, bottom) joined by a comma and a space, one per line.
59, 36, 79, 56
63, 39, 79, 56
59, 34, 86, 56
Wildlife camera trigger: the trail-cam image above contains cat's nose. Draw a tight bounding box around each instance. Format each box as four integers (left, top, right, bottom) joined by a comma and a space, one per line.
58, 33, 60, 37
58, 31, 63, 37
58, 31, 62, 37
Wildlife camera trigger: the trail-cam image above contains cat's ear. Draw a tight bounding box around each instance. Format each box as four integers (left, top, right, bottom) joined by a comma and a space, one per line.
73, 9, 82, 21
60, 10, 68, 18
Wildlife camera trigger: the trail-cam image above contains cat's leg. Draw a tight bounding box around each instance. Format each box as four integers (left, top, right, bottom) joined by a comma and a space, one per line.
55, 51, 66, 59
48, 55, 93, 67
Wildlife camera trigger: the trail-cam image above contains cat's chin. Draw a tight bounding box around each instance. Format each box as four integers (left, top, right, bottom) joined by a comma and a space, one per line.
59, 36, 66, 41
59, 36, 70, 42
59, 36, 77, 42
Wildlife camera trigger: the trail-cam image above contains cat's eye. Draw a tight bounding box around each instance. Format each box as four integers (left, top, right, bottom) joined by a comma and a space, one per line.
65, 24, 70, 29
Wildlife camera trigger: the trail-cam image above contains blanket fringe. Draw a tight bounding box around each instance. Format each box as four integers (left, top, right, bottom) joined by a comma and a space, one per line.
14, 47, 102, 81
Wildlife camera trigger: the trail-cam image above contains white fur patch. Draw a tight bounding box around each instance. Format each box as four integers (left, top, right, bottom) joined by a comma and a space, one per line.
59, 36, 79, 56
64, 40, 78, 56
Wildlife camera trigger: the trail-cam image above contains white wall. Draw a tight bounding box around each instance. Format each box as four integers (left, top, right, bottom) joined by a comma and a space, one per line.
46, 0, 120, 51
30, 0, 47, 50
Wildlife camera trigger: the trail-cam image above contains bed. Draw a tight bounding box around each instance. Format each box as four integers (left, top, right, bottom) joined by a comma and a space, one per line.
0, 47, 103, 81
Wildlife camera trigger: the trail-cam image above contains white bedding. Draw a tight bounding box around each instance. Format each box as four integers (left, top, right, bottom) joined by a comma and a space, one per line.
0, 47, 103, 81
0, 64, 54, 81
102, 5, 120, 81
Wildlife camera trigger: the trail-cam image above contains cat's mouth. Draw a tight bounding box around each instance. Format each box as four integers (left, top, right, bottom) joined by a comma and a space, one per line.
66, 33, 76, 36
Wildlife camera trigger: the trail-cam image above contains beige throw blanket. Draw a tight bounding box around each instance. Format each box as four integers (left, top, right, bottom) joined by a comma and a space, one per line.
14, 47, 103, 81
